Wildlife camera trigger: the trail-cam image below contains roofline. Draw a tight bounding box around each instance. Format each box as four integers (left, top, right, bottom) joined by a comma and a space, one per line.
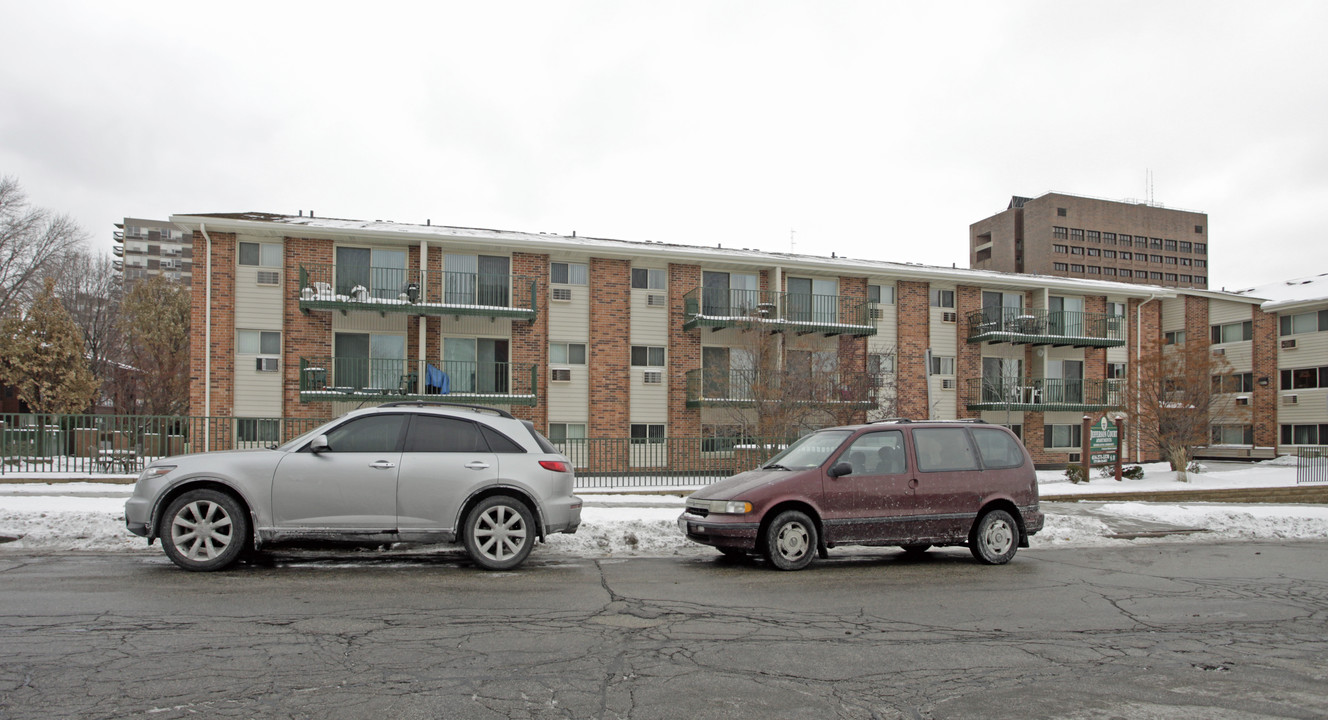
170, 212, 1176, 299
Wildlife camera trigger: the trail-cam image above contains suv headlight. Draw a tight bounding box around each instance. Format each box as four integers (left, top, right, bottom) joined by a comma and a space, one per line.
692, 499, 752, 515
137, 465, 176, 482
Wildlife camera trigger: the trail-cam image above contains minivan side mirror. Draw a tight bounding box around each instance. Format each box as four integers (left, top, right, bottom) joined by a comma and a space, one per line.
309, 435, 330, 453
828, 462, 852, 478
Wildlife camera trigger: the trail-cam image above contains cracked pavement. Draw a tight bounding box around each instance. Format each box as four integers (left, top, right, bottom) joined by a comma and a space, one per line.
1, 541, 1326, 719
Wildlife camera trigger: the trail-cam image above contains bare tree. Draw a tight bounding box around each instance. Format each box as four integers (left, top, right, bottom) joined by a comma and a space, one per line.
119, 275, 190, 416
49, 250, 125, 404
0, 176, 87, 320
1132, 340, 1233, 481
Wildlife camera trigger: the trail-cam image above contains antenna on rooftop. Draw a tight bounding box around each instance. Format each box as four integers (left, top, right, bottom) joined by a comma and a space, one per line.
1146, 169, 1155, 206
790, 229, 796, 252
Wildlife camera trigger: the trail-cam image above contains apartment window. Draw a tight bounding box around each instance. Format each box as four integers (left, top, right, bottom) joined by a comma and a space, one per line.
1149, 238, 1162, 250
1107, 301, 1126, 317
1053, 262, 1069, 271
1164, 330, 1186, 345
1212, 424, 1254, 446
1135, 238, 1149, 249
1282, 424, 1328, 446
1280, 310, 1328, 336
1181, 258, 1192, 266
1118, 234, 1132, 245
1086, 231, 1100, 243
1053, 244, 1069, 254
1179, 241, 1192, 253
1103, 250, 1116, 259
630, 424, 665, 444
237, 418, 280, 443
1043, 424, 1082, 449
1196, 276, 1207, 285
930, 356, 955, 376
1057, 207, 1067, 217
238, 330, 281, 355
1103, 267, 1117, 276
1165, 257, 1178, 265
1103, 232, 1116, 245
1212, 372, 1254, 394
1120, 251, 1132, 261
551, 262, 588, 285
1087, 248, 1100, 257
1211, 320, 1253, 344
1194, 259, 1207, 269
1071, 264, 1085, 273
1195, 242, 1207, 254
547, 423, 586, 444
631, 268, 666, 290
1149, 254, 1162, 263
1195, 225, 1205, 234
1164, 239, 1177, 251
1149, 272, 1163, 280
238, 242, 282, 267
868, 284, 895, 305
868, 352, 896, 375
1108, 362, 1127, 379
930, 289, 955, 308
1119, 269, 1132, 278
1070, 229, 1084, 241
1165, 273, 1178, 282
630, 345, 665, 366
1053, 226, 1068, 239
1280, 366, 1328, 390
1070, 246, 1084, 256
1180, 274, 1192, 283
550, 342, 587, 365
1087, 266, 1101, 274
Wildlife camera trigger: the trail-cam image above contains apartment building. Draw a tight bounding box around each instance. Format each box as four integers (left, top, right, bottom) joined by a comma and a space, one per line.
969, 192, 1209, 290
175, 211, 1209, 468
112, 218, 194, 288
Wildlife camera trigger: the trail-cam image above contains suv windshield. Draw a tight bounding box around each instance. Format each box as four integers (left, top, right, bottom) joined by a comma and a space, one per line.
763, 430, 852, 469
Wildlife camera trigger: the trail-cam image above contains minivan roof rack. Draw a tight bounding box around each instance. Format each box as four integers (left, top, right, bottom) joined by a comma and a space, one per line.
376, 401, 514, 419
871, 418, 989, 425
871, 418, 913, 424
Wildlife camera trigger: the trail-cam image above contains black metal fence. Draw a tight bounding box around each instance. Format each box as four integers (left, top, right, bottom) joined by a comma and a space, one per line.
1296, 446, 1328, 484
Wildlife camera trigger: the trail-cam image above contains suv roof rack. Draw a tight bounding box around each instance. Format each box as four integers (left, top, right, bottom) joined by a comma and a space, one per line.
375, 401, 514, 419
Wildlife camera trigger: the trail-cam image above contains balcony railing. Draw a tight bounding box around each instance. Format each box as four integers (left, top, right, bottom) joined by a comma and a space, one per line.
682, 288, 876, 336
298, 264, 537, 321
684, 368, 883, 408
966, 308, 1125, 347
961, 377, 1124, 412
299, 357, 537, 406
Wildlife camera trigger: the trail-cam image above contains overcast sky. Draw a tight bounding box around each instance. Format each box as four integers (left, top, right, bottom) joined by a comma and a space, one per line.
2, 1, 1325, 291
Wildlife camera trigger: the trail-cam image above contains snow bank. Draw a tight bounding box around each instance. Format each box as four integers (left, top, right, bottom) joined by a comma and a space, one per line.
1037, 461, 1300, 495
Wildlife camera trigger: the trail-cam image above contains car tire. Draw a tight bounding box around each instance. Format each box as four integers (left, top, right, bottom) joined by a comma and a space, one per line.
969, 509, 1019, 565
160, 489, 249, 572
900, 544, 931, 556
463, 496, 536, 570
764, 510, 817, 571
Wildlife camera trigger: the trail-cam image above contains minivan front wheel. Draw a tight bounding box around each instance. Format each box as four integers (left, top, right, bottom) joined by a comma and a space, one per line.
764, 510, 817, 571
970, 509, 1019, 565
463, 496, 536, 570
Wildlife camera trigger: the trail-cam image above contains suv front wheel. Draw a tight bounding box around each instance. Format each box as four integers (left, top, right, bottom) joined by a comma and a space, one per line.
463, 495, 536, 570
970, 509, 1019, 565
160, 489, 249, 572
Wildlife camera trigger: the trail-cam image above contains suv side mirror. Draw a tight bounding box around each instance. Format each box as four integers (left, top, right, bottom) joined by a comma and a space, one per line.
828, 462, 852, 478
309, 435, 330, 453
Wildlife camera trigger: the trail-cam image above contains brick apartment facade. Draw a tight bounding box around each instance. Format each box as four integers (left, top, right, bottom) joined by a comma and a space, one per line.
173, 212, 1322, 469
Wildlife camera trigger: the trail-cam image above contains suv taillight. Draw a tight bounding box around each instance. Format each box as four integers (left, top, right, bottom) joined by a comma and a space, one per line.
539, 460, 571, 473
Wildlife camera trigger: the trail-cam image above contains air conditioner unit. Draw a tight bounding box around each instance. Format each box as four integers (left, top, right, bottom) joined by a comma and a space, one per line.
551, 287, 572, 301
256, 270, 280, 286
940, 378, 956, 390
646, 294, 666, 307
941, 311, 957, 323
1282, 394, 1299, 405
1212, 347, 1225, 356
255, 357, 279, 372
643, 370, 663, 384
1235, 396, 1250, 406
870, 307, 885, 320
550, 368, 572, 382
1068, 453, 1081, 463
1282, 338, 1298, 349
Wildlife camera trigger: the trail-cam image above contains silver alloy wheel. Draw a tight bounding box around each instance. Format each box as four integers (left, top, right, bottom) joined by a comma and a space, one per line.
472, 503, 529, 563
775, 520, 810, 561
170, 499, 234, 562
980, 515, 1014, 556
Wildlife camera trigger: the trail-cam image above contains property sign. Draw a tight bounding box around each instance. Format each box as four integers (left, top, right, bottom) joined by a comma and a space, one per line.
1089, 417, 1118, 465
1091, 452, 1117, 465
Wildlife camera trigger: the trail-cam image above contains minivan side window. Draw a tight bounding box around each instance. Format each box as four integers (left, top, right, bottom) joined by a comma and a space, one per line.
839, 431, 907, 475
912, 428, 980, 472
971, 428, 1025, 470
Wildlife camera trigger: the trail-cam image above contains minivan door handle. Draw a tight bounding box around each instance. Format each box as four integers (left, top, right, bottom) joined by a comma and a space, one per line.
907, 478, 919, 489
465, 461, 491, 470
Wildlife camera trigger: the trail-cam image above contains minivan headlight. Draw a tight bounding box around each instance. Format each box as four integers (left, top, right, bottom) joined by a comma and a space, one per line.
698, 500, 752, 515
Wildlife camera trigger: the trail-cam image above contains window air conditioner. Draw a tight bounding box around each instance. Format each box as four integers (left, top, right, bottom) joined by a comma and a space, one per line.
646, 294, 666, 307
257, 270, 280, 286
1282, 394, 1299, 405
941, 311, 957, 323
550, 368, 572, 382
255, 357, 279, 372
1282, 338, 1298, 349
1068, 453, 1081, 463
552, 287, 573, 301
1212, 347, 1225, 356
643, 370, 663, 384
940, 378, 956, 390
1235, 396, 1250, 406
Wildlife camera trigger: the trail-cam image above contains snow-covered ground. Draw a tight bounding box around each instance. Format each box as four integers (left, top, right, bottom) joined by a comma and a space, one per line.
1, 459, 1326, 558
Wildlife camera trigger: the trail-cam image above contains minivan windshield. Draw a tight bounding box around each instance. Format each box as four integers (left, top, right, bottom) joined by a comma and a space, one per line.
762, 430, 852, 470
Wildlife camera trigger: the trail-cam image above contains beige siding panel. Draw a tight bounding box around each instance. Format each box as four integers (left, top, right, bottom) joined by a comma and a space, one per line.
233, 361, 283, 416
234, 267, 283, 328
929, 384, 956, 420
1275, 391, 1328, 423
1215, 343, 1253, 372
929, 307, 958, 356
436, 315, 513, 337
629, 369, 668, 422
1106, 344, 1128, 363
630, 290, 669, 345
547, 365, 589, 421
1209, 299, 1253, 326
548, 285, 590, 342
1280, 331, 1328, 367
332, 312, 409, 333
1160, 297, 1184, 332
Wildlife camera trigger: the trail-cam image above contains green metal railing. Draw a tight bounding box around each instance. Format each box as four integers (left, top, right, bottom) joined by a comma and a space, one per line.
299, 356, 538, 406
966, 307, 1125, 347
684, 368, 883, 407
0, 414, 328, 475
557, 436, 793, 488
961, 377, 1124, 411
682, 287, 876, 336
298, 264, 537, 320
1296, 446, 1328, 484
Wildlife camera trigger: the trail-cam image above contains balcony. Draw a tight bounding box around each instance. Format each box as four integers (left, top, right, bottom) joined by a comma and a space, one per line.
684, 368, 882, 408
298, 357, 537, 406
112, 231, 124, 242
297, 264, 537, 321
111, 246, 124, 257
682, 288, 875, 337
966, 308, 1125, 348
961, 377, 1124, 412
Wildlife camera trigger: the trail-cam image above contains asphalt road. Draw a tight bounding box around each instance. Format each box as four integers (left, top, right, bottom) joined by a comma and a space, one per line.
2, 541, 1326, 720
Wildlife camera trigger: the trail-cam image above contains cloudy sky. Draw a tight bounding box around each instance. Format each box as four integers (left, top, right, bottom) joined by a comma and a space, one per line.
2, 1, 1325, 291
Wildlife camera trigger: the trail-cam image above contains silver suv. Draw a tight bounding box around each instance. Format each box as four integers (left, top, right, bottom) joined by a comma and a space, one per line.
125, 403, 581, 571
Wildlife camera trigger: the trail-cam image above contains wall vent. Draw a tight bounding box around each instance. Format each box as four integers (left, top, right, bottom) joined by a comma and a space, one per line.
551, 287, 572, 302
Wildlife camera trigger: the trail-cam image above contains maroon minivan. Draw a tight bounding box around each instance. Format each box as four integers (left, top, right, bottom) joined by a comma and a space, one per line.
677, 420, 1044, 570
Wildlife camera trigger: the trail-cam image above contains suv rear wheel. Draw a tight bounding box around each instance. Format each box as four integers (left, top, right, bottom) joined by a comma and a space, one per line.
463, 495, 536, 570
764, 510, 817, 571
970, 509, 1019, 565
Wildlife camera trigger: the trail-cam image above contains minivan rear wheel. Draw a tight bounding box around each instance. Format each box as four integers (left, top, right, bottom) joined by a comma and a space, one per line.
970, 509, 1019, 565
764, 510, 817, 571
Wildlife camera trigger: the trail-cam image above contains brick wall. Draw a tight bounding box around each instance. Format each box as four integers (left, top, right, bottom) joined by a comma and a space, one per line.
1252, 307, 1278, 448
511, 252, 549, 430
282, 236, 334, 420
1084, 296, 1107, 382
1127, 296, 1163, 462
589, 257, 630, 437
189, 231, 236, 448
668, 263, 702, 438
896, 280, 930, 418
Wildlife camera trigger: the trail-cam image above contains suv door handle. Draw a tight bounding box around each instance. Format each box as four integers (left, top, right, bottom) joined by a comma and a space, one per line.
369, 461, 397, 469
465, 461, 491, 470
